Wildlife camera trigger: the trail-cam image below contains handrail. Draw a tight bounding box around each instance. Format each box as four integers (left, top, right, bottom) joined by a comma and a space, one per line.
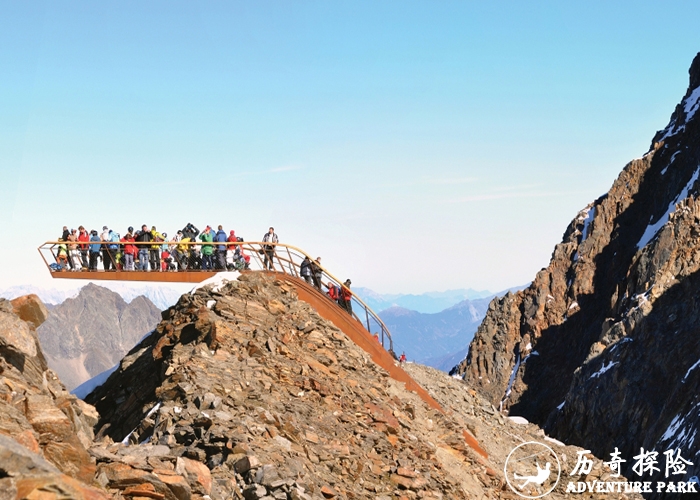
38, 240, 394, 354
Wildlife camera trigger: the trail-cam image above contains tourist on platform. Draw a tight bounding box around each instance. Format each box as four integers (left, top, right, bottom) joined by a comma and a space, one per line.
300, 256, 313, 285
215, 225, 227, 270
340, 279, 353, 314
89, 230, 101, 270
150, 226, 164, 271
67, 229, 82, 271
121, 229, 137, 271
56, 238, 68, 269
327, 281, 340, 304
101, 226, 112, 271
108, 230, 120, 270
311, 257, 323, 290
199, 226, 214, 270
261, 227, 278, 271
78, 226, 89, 268
135, 225, 152, 271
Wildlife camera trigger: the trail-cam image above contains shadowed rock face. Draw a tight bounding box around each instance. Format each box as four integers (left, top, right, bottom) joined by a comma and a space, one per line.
37, 283, 161, 391
452, 52, 700, 488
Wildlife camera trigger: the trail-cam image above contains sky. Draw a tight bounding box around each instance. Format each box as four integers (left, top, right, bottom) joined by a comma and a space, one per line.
1, 1, 699, 295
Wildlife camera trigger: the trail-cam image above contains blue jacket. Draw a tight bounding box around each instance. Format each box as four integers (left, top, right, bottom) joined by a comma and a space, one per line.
215, 230, 227, 251
108, 232, 120, 250
89, 235, 101, 253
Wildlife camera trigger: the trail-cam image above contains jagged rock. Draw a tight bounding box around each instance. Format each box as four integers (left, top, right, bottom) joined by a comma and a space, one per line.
11, 294, 49, 327
452, 51, 700, 492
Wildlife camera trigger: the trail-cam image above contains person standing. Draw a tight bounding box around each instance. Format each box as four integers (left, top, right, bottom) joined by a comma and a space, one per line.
262, 227, 278, 271
340, 279, 353, 315
108, 230, 120, 270
200, 226, 214, 270
89, 230, 101, 270
135, 225, 153, 271
300, 256, 313, 285
101, 226, 111, 270
311, 257, 324, 290
78, 226, 89, 268
150, 226, 164, 271
67, 229, 81, 271
214, 225, 227, 270
121, 229, 136, 271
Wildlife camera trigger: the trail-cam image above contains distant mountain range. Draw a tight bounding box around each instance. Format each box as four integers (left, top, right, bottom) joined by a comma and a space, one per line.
379, 297, 491, 371
377, 285, 526, 371
0, 283, 187, 310
355, 287, 494, 314
37, 283, 162, 391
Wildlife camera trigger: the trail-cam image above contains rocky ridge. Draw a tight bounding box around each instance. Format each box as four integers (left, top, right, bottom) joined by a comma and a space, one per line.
451, 52, 700, 487
0, 295, 106, 499
1, 279, 645, 499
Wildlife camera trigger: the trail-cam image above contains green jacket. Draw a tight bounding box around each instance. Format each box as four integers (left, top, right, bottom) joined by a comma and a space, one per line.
199, 232, 214, 255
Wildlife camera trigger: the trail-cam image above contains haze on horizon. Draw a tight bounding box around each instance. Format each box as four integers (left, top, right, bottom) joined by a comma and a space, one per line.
2, 1, 699, 295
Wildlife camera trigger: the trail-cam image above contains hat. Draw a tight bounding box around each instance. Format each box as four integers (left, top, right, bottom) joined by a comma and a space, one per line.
152, 226, 156, 230
103, 226, 108, 230
162, 232, 167, 238
229, 230, 235, 235
128, 226, 134, 233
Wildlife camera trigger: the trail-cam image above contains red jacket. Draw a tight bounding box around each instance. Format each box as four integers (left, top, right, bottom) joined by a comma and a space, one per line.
341, 286, 352, 301
328, 285, 340, 301
122, 236, 137, 255
78, 231, 89, 249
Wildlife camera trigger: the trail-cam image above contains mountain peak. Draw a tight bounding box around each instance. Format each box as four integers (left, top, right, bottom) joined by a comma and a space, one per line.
453, 52, 700, 482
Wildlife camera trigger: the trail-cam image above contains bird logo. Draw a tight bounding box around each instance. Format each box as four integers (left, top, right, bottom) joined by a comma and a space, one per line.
504, 442, 561, 498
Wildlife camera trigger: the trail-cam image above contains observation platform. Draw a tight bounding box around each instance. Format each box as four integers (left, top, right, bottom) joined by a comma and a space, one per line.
39, 240, 394, 352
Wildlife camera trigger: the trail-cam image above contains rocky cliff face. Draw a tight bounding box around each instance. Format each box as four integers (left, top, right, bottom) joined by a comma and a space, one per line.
38, 283, 161, 391
452, 53, 700, 486
0, 295, 106, 498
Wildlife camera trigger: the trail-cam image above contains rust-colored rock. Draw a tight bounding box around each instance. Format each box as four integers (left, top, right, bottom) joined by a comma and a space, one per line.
11, 294, 49, 327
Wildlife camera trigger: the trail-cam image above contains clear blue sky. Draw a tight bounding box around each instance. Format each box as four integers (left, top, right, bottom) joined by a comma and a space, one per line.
1, 1, 699, 294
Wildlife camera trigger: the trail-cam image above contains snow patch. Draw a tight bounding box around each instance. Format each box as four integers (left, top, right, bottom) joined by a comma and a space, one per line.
580, 206, 594, 242
544, 436, 566, 447
507, 416, 529, 425
682, 358, 700, 383
71, 364, 119, 400
568, 301, 579, 310
637, 167, 700, 249
190, 272, 239, 294
557, 401, 565, 410
609, 337, 633, 352
661, 151, 681, 176
684, 86, 700, 121
121, 402, 162, 445
207, 300, 216, 309
590, 361, 618, 379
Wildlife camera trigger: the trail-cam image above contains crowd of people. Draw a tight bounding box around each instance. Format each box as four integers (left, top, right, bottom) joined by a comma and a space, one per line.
50, 223, 357, 316
51, 223, 252, 273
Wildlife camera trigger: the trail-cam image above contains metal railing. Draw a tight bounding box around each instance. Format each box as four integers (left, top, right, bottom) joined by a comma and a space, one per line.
38, 240, 394, 353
